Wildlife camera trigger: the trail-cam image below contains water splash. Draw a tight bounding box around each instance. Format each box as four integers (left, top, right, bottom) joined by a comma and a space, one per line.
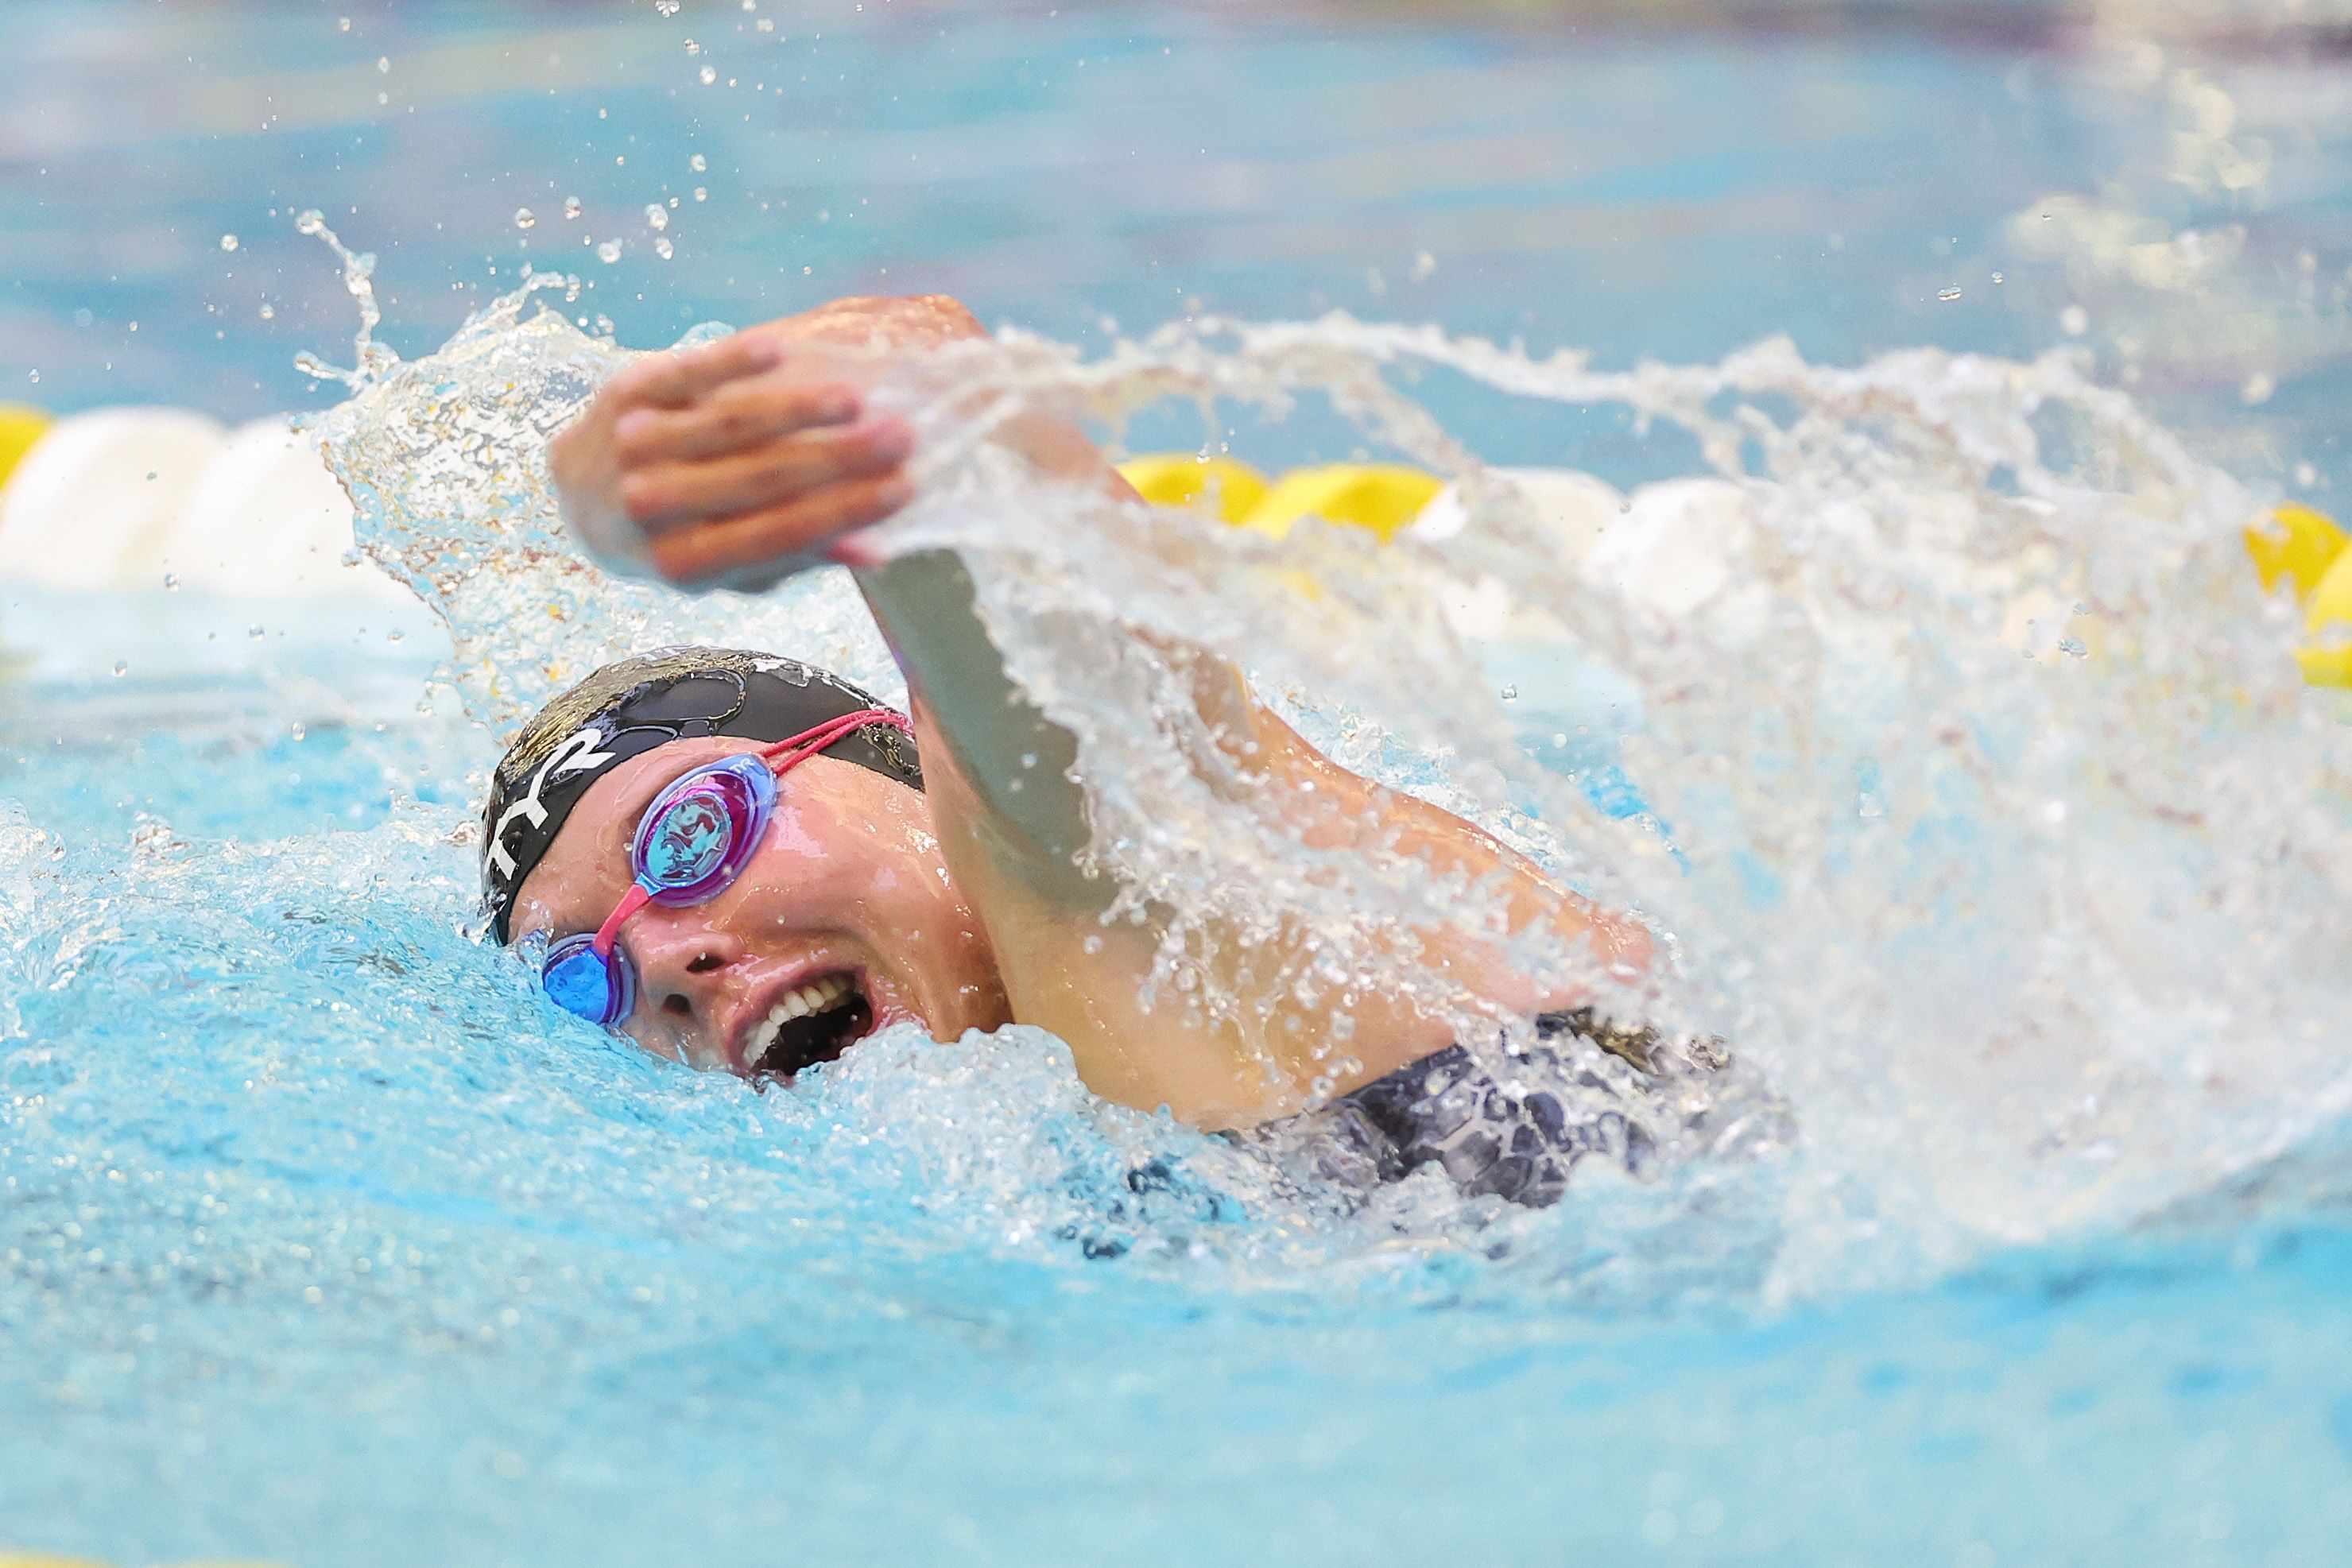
310, 269, 2352, 1298
289, 209, 400, 391
303, 281, 904, 760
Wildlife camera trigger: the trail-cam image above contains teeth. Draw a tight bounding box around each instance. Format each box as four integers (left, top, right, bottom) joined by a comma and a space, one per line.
742, 974, 857, 1072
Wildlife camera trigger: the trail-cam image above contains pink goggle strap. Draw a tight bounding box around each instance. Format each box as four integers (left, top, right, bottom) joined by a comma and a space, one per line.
587, 708, 914, 961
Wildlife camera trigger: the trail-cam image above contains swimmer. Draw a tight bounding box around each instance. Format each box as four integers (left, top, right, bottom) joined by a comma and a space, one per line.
498, 295, 1724, 1206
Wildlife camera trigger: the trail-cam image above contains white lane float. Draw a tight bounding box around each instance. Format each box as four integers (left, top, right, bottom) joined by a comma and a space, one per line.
0, 407, 409, 606
0, 408, 232, 590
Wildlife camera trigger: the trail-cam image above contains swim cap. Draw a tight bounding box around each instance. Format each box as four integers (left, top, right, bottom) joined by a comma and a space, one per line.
481, 646, 922, 943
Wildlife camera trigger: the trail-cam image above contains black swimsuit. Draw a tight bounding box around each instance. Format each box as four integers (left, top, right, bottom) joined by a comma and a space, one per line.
1265, 1009, 1738, 1210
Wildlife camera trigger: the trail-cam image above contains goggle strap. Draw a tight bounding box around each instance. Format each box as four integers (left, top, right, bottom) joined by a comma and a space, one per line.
592, 880, 657, 958
758, 708, 913, 778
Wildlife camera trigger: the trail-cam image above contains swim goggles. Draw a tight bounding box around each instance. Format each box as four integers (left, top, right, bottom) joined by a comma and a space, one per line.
539, 707, 914, 1028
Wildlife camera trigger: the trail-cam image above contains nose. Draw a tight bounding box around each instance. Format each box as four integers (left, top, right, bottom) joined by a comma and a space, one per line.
620, 909, 749, 1070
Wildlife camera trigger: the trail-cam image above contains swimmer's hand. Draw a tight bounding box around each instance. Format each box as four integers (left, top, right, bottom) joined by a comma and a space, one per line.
547, 322, 924, 590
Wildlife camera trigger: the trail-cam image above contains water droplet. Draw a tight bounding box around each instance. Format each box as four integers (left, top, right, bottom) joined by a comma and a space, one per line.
248, 624, 265, 640
376, 55, 390, 73
27, 370, 38, 384
655, 0, 680, 14
643, 203, 668, 231
2059, 304, 2089, 335
1020, 753, 1037, 769
2240, 371, 2276, 406
1498, 684, 1518, 701
258, 303, 275, 320
161, 572, 178, 590
563, 196, 583, 220
654, 237, 674, 260
684, 38, 702, 55
386, 628, 405, 643
110, 660, 128, 677
296, 208, 325, 235
692, 187, 708, 203
339, 15, 351, 30
2295, 462, 2319, 488
595, 240, 622, 264
290, 722, 307, 742
1082, 935, 1103, 955
2056, 637, 2087, 657
699, 64, 718, 85
1990, 271, 2005, 285
219, 233, 239, 253
1937, 287, 1963, 302
690, 153, 707, 173
513, 207, 536, 230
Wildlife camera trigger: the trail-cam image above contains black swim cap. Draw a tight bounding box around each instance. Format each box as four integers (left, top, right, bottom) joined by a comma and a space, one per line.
481, 646, 922, 943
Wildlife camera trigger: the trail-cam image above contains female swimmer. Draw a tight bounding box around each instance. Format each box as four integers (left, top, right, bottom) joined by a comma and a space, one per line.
495, 295, 1721, 1206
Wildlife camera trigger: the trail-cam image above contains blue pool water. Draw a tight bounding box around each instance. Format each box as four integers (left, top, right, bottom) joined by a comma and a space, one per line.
6, 3, 2352, 1564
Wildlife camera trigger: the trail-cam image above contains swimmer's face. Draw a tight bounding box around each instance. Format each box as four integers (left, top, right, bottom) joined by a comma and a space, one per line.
510, 736, 1009, 1076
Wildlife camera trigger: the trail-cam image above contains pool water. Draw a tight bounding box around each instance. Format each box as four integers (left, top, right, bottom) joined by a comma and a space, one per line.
6, 3, 2352, 1564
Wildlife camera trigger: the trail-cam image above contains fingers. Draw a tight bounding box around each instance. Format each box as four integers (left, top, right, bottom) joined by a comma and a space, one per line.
604, 333, 781, 411
611, 375, 863, 467
648, 473, 916, 587
621, 415, 914, 531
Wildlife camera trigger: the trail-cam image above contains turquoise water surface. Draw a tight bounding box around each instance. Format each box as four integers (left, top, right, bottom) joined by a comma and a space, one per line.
5, 3, 2352, 1564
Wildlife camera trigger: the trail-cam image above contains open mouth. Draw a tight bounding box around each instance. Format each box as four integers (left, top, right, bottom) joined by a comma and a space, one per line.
741, 972, 874, 1079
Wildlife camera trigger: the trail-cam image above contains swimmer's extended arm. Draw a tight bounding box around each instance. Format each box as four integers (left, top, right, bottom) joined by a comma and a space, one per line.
552, 296, 1647, 1128
857, 546, 1651, 1127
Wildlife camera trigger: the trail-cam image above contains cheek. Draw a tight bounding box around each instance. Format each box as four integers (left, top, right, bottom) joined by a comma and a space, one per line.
846, 821, 967, 939
760, 807, 827, 860
734, 803, 920, 920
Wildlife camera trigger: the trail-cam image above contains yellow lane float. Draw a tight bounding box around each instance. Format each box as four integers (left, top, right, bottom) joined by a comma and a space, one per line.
1116, 454, 1269, 522
1117, 454, 1439, 542
2245, 502, 2352, 687
0, 405, 51, 490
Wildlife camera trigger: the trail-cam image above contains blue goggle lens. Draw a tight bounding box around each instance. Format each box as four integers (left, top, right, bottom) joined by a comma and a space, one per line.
543, 934, 633, 1027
